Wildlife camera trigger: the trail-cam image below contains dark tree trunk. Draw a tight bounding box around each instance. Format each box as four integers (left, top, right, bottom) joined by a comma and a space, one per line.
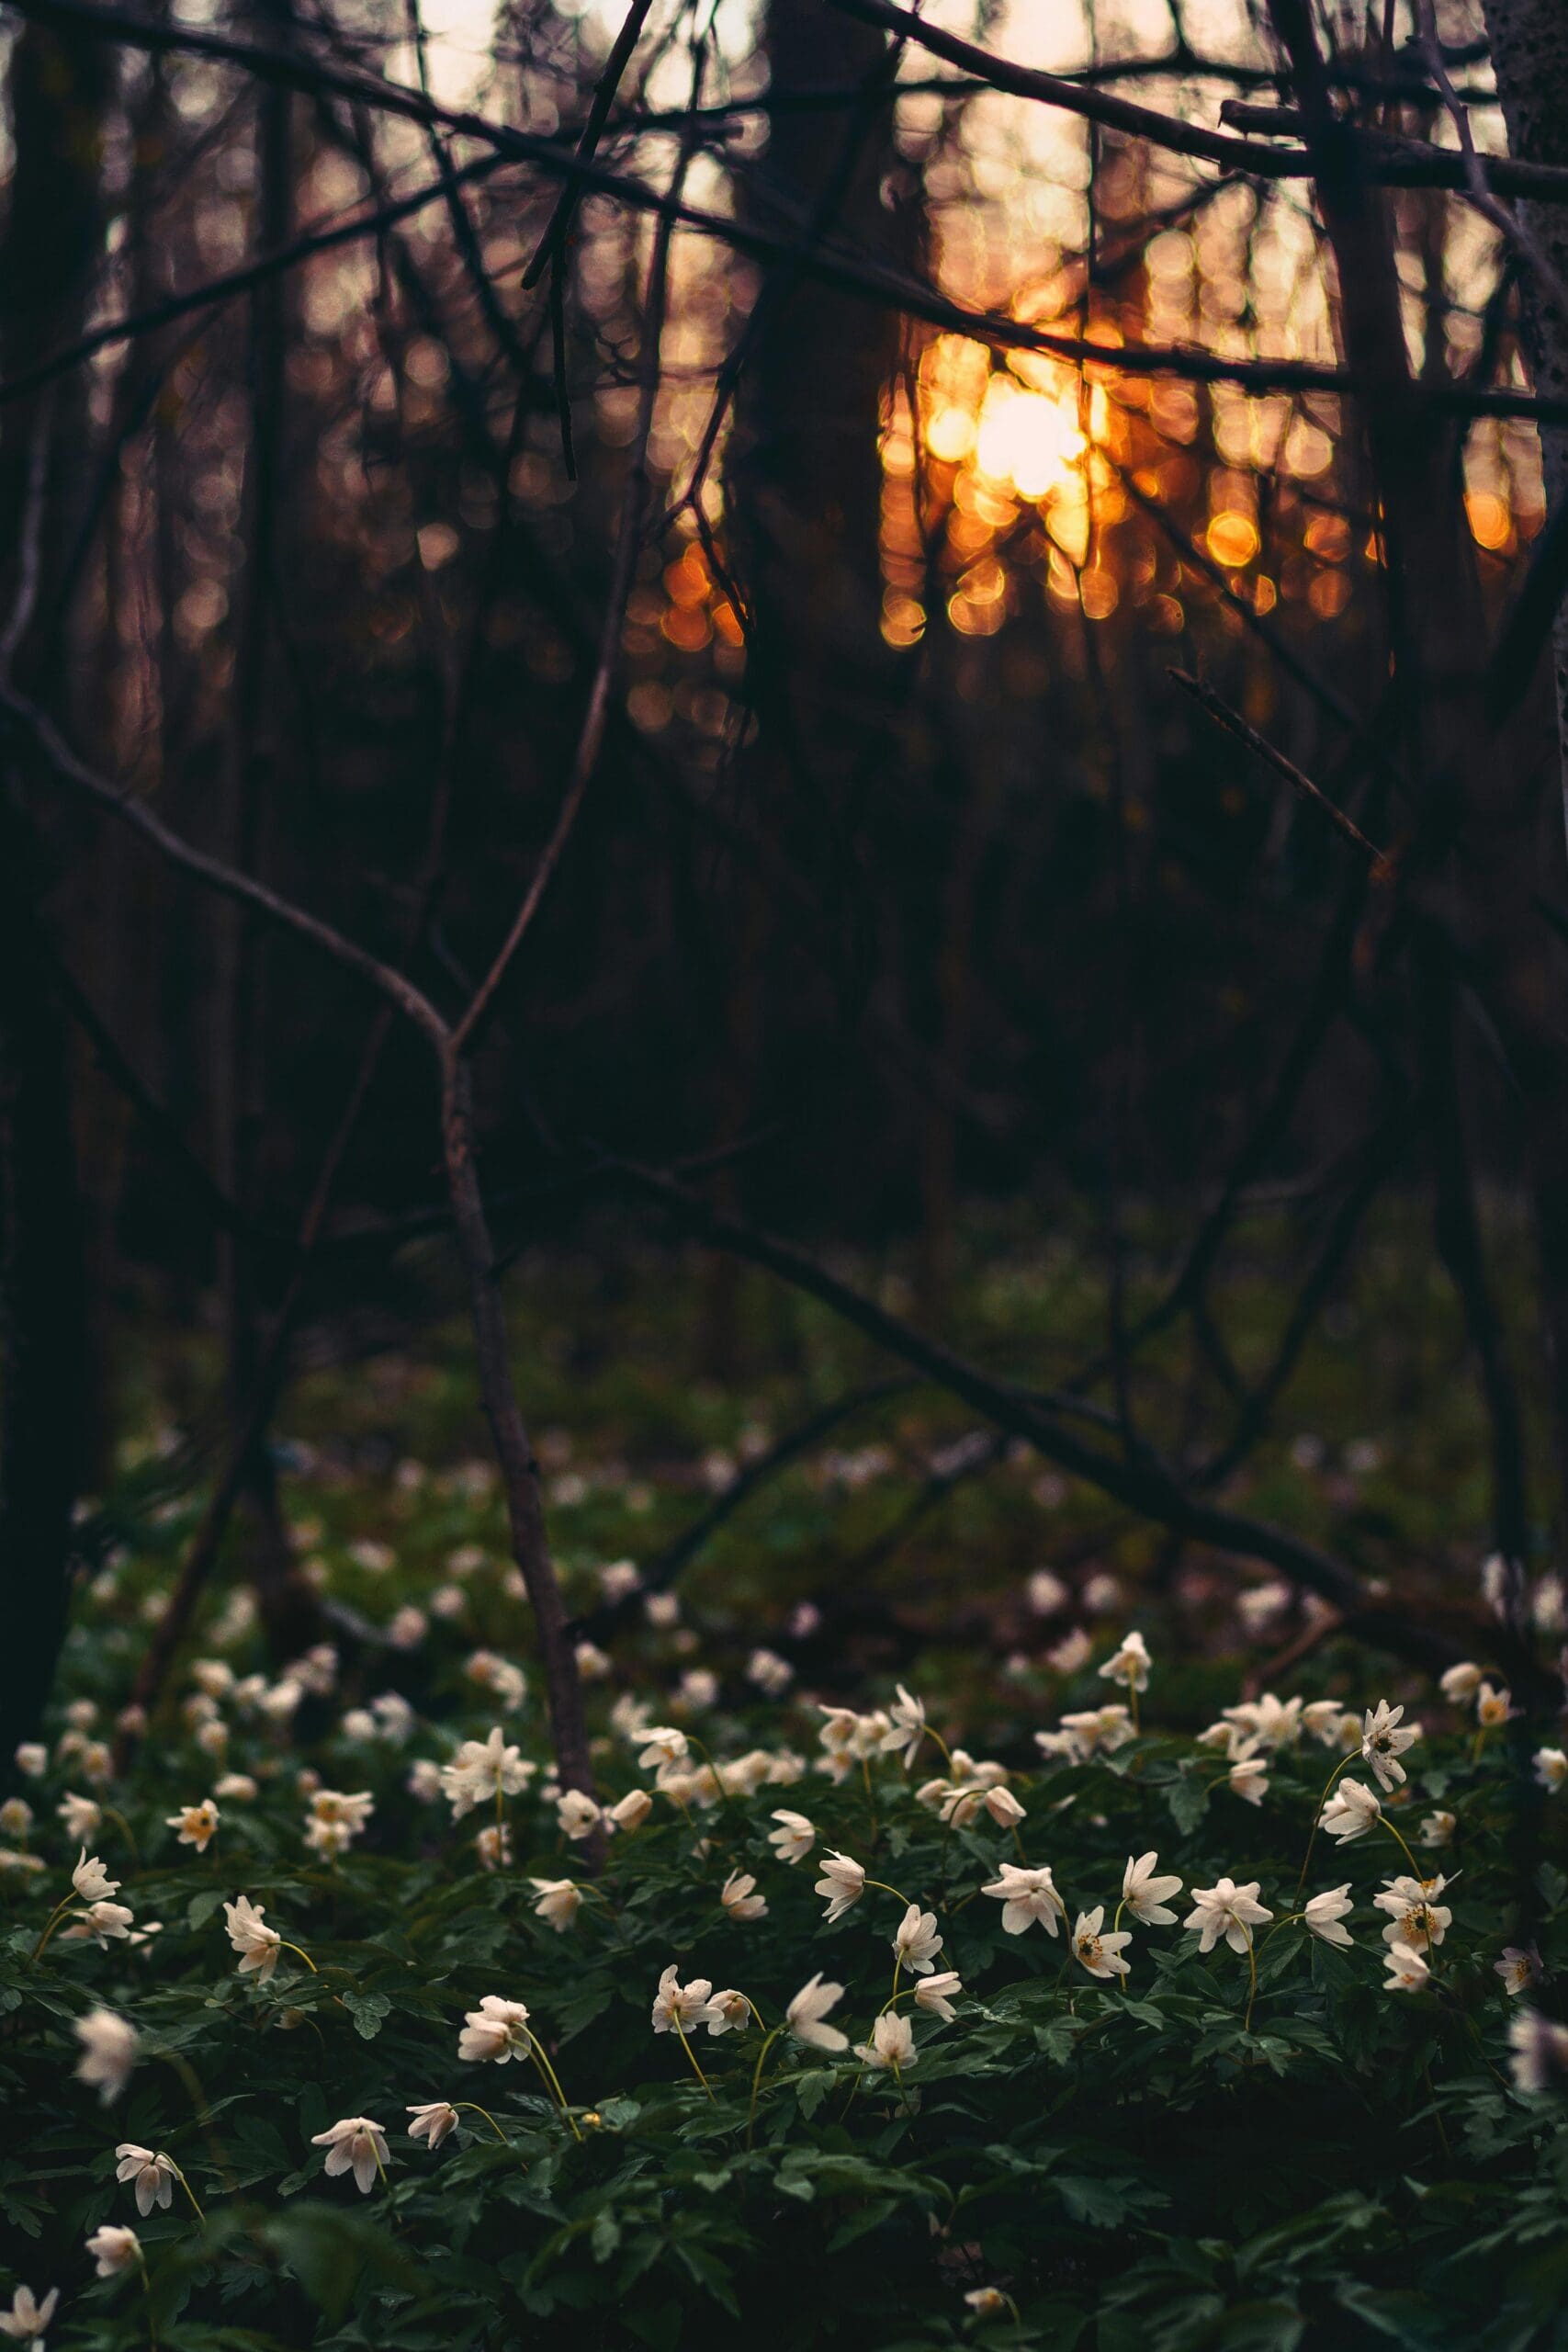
0, 804, 88, 1752
0, 18, 109, 1749
1270, 0, 1568, 1522
718, 0, 906, 1260
1479, 0, 1568, 839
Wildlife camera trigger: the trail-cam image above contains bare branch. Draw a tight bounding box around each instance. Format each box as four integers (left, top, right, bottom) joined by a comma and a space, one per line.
1168, 668, 1389, 865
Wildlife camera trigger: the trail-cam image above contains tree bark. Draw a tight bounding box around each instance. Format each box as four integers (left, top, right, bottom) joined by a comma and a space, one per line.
1479, 0, 1568, 836
0, 17, 107, 1749
1269, 0, 1568, 1517
442, 1061, 593, 1795
0, 806, 88, 1752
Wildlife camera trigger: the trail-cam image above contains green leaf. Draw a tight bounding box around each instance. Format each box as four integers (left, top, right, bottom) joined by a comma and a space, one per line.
1166, 1764, 1212, 1835
343, 1988, 392, 2040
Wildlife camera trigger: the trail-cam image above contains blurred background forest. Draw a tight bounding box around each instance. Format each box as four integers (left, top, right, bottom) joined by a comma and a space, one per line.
4, 0, 1568, 1762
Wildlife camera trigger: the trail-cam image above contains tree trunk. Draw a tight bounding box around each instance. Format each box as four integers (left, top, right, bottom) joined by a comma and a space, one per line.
1479, 0, 1568, 836
1269, 0, 1568, 1519
0, 804, 88, 1753
0, 18, 108, 1750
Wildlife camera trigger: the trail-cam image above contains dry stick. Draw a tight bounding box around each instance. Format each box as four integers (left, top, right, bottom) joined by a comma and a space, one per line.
1418, 949, 1532, 1568
1166, 668, 1388, 867
0, 178, 1560, 437
454, 25, 704, 1057
1112, 457, 1371, 742
12, 0, 1524, 204
119, 170, 525, 1742
825, 0, 1568, 202
606, 1157, 1464, 1669
0, 683, 594, 1792
46, 952, 257, 1247
119, 1016, 394, 1745
521, 0, 658, 288
412, 37, 714, 1786
8, 6, 1568, 427
571, 1379, 913, 1635
0, 153, 511, 412
1195, 1111, 1412, 1486
1413, 15, 1568, 328
440, 1058, 591, 1792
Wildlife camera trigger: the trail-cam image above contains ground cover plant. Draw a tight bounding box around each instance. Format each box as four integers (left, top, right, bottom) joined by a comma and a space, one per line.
5, 1469, 1568, 2352
9, 0, 1568, 2344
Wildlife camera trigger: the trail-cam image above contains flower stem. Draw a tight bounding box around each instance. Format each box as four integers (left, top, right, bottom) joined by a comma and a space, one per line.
457, 2101, 511, 2143
670, 2012, 715, 2101
278, 1940, 317, 1973
863, 1877, 912, 1908
136, 2247, 158, 2352
171, 2162, 206, 2224
686, 1736, 734, 1815
525, 2035, 585, 2140
162, 2054, 236, 2192
745, 2025, 784, 2146
1294, 1751, 1357, 1904
30, 1894, 74, 1961
1422, 2062, 1452, 2157
1242, 1928, 1259, 2033
103, 1807, 141, 1865
1380, 1816, 1427, 1880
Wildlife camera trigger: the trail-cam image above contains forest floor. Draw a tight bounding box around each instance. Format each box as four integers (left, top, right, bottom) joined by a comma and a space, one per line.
6, 1206, 1565, 2352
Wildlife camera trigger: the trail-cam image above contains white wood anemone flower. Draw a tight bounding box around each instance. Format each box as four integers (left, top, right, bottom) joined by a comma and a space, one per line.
879, 1686, 929, 1769
915, 1970, 963, 2021
85, 2225, 141, 2278
113, 2146, 177, 2217
310, 2117, 390, 2193
1184, 1880, 1272, 1955
73, 2010, 140, 2105
530, 1878, 583, 1932
785, 1973, 848, 2052
1319, 1779, 1382, 1843
1073, 1906, 1133, 1980
650, 1967, 715, 2035
1360, 1701, 1420, 1792
0, 2283, 58, 2346
767, 1809, 816, 1864
720, 1871, 768, 1923
1372, 1875, 1453, 1952
1098, 1631, 1151, 1693
1510, 2008, 1568, 2093
1122, 1853, 1182, 1926
407, 2102, 459, 2150
71, 1851, 119, 1903
1303, 1886, 1355, 1947
981, 1865, 1066, 1937
855, 2011, 917, 2071
458, 1996, 534, 2063
813, 1851, 866, 1922
1382, 1940, 1431, 1994
223, 1896, 282, 1981
892, 1905, 944, 1975
164, 1801, 220, 1852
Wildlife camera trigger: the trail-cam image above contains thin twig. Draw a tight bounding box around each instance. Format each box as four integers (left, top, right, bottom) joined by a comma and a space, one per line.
1167, 669, 1388, 866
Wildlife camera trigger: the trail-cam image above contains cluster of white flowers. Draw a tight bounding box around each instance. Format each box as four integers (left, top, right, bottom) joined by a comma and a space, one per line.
303, 1787, 373, 1857
1034, 1702, 1136, 1763
17, 1587, 1568, 2352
